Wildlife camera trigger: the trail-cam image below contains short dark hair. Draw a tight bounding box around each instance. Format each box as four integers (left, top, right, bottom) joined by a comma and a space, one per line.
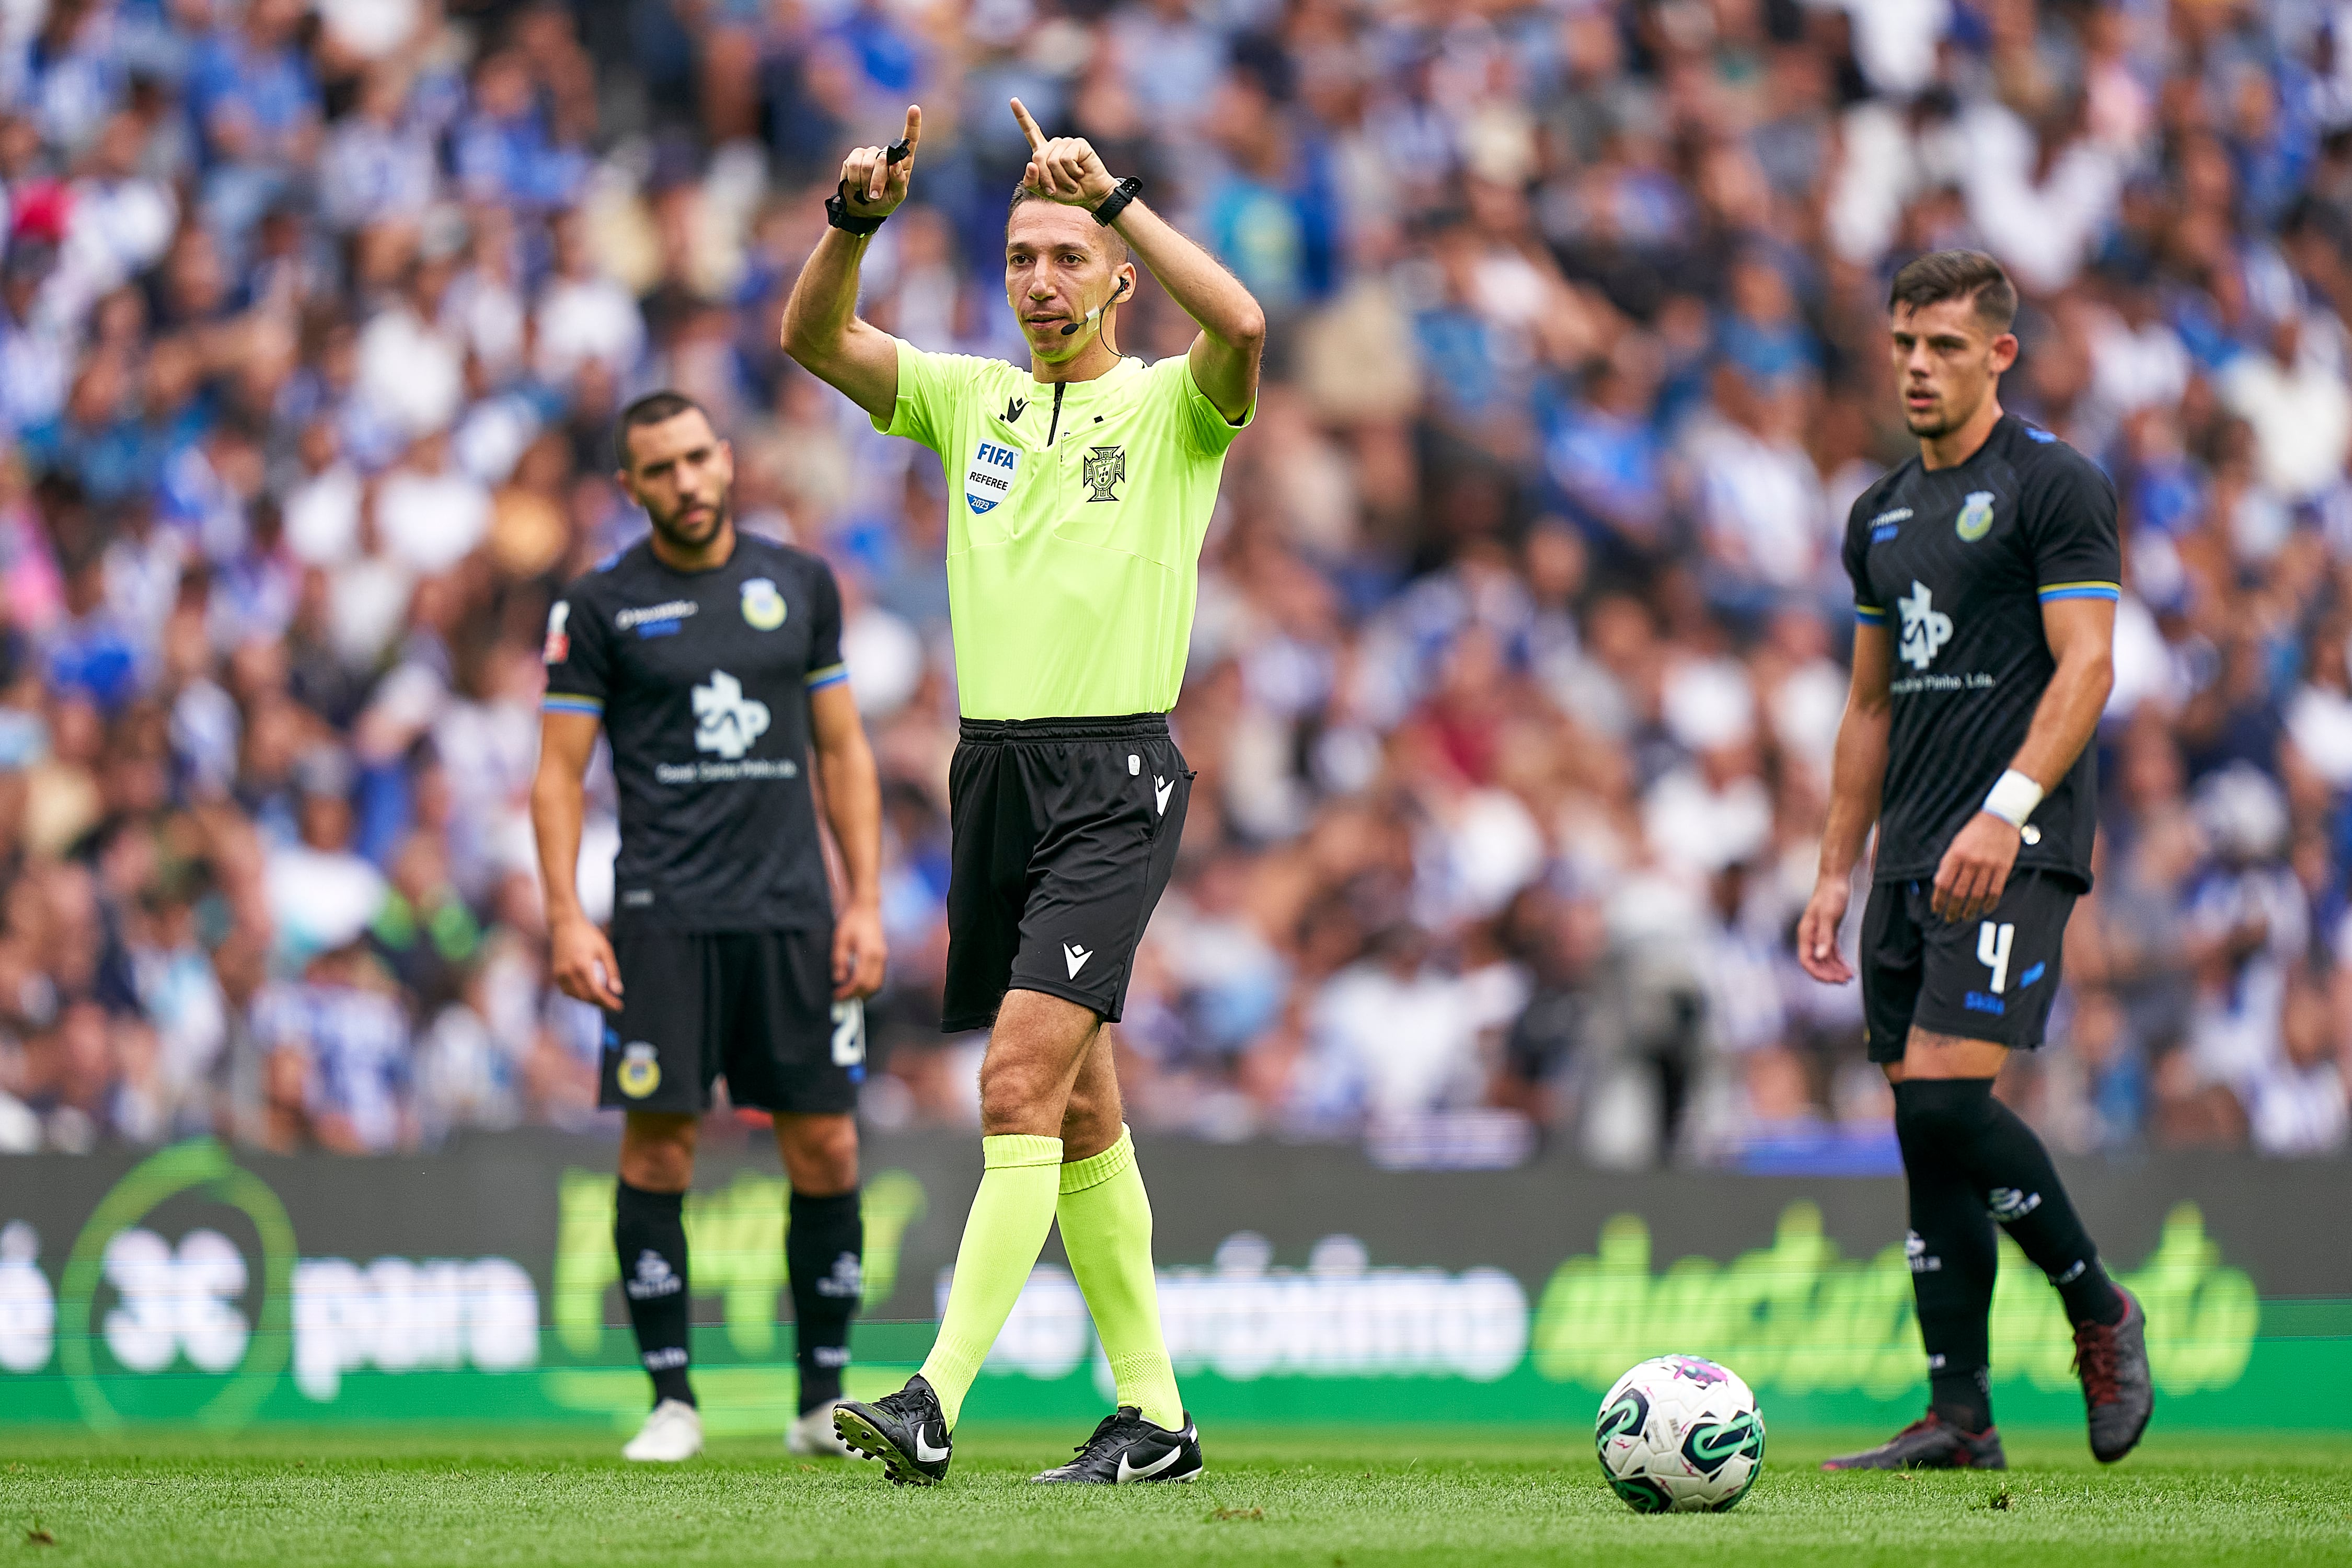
1007, 185, 1129, 268
1888, 249, 2016, 333
614, 390, 710, 469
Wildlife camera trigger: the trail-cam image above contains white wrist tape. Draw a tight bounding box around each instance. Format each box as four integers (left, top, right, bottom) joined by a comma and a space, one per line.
1983, 769, 2044, 827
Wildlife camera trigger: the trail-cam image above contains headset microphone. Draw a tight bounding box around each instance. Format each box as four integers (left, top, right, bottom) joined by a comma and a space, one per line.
1059, 275, 1128, 336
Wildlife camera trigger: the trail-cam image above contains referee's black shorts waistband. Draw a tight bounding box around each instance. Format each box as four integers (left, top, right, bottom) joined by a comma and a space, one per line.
957, 712, 1170, 744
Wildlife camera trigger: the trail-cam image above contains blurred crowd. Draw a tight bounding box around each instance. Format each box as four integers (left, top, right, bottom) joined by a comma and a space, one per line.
3, 0, 2350, 1168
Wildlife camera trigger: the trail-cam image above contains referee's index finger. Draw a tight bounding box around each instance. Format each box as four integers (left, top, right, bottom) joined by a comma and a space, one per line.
1010, 97, 1047, 153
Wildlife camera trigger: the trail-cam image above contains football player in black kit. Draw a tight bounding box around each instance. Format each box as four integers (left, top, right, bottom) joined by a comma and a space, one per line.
530, 391, 887, 1462
1796, 252, 2153, 1470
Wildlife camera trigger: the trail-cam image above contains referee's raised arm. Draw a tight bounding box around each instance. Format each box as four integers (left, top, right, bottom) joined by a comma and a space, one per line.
1010, 97, 1265, 421
780, 103, 921, 424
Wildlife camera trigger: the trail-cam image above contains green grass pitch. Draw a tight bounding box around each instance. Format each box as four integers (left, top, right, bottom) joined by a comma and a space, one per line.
4, 1427, 2349, 1567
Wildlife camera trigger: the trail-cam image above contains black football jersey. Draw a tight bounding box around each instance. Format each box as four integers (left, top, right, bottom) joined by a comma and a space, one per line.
543, 535, 846, 931
1841, 414, 2120, 889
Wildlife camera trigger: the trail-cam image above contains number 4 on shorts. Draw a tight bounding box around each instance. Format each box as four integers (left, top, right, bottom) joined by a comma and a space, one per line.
1977, 921, 2015, 994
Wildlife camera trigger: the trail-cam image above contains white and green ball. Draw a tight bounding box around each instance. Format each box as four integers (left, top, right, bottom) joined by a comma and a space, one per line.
1594, 1355, 1767, 1514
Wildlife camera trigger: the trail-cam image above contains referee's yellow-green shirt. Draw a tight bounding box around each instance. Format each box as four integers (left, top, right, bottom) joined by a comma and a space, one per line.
877, 340, 1252, 720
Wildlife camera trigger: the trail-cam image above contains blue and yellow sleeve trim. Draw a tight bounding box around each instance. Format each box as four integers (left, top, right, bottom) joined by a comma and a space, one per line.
1854, 604, 1888, 625
542, 694, 603, 717
805, 663, 848, 690
2037, 581, 2122, 603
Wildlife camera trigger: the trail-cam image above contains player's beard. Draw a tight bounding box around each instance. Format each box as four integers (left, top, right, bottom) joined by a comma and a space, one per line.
651, 494, 731, 552
1905, 370, 1992, 440
1904, 401, 1956, 439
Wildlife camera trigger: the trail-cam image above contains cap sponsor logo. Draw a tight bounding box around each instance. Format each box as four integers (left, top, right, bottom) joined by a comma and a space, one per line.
691, 670, 770, 760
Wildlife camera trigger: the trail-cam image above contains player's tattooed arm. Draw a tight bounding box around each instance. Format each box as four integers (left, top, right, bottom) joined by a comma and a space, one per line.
531, 708, 625, 1011
809, 682, 887, 1000
1930, 596, 2115, 923
781, 103, 921, 425
1798, 620, 1894, 984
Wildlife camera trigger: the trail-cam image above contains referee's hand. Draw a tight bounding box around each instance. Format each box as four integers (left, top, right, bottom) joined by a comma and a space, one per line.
1011, 98, 1116, 206
550, 913, 624, 1012
838, 104, 920, 220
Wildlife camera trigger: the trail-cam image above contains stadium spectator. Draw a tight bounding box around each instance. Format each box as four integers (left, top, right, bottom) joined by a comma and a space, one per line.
0, 0, 2346, 1173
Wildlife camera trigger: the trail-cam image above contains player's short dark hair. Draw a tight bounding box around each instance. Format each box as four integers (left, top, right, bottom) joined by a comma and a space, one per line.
1888, 249, 2017, 333
1007, 185, 1129, 269
614, 390, 711, 469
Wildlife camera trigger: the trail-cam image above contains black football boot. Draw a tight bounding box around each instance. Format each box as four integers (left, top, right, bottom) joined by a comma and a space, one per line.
2074, 1285, 2154, 1464
1821, 1412, 2007, 1470
833, 1374, 953, 1486
1030, 1408, 1203, 1484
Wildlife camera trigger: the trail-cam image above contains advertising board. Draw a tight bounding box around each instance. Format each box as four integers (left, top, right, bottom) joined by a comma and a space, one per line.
1, 1135, 2339, 1432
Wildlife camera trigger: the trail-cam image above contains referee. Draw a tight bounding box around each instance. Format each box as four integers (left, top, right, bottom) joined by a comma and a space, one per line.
781, 100, 1263, 1485
531, 393, 887, 1462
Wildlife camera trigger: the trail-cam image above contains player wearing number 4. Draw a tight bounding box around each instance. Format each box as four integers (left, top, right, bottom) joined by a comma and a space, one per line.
530, 393, 888, 1463
1797, 251, 2152, 1471
782, 101, 1263, 1485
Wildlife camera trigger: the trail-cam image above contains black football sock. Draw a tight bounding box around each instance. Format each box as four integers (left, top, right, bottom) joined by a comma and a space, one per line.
615, 1180, 695, 1408
1899, 1077, 2126, 1329
1894, 1081, 1999, 1433
787, 1187, 863, 1413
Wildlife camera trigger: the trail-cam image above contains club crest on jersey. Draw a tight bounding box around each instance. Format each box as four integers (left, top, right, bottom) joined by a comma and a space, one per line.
964, 441, 1020, 515
543, 601, 570, 664
616, 1041, 660, 1098
1083, 444, 1126, 502
740, 576, 787, 630
1955, 490, 1996, 541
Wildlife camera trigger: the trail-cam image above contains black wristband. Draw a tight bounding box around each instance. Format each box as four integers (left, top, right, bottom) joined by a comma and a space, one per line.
825, 188, 886, 235
825, 137, 910, 236
1091, 176, 1143, 226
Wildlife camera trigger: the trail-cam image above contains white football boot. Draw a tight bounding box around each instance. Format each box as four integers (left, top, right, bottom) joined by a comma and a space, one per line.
622, 1398, 704, 1462
788, 1400, 857, 1458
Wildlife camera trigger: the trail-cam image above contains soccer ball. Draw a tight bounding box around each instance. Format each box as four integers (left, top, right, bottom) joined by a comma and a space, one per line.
1594, 1354, 1767, 1513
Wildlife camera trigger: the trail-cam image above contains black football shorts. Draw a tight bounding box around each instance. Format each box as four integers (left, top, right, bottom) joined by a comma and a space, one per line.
597, 921, 863, 1114
942, 713, 1192, 1033
1859, 869, 2082, 1063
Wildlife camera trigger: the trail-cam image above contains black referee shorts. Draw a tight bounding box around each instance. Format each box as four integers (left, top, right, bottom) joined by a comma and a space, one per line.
942, 713, 1193, 1033
1859, 869, 2081, 1063
597, 921, 864, 1115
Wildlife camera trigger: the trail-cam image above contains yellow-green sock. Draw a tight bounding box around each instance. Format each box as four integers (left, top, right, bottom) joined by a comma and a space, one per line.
1057, 1126, 1183, 1431
917, 1133, 1062, 1431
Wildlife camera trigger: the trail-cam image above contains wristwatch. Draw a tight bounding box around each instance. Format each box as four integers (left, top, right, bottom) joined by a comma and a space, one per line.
1092, 175, 1143, 226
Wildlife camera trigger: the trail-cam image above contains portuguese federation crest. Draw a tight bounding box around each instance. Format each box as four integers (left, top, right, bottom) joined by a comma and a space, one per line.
1955, 490, 1996, 542
1083, 444, 1126, 502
